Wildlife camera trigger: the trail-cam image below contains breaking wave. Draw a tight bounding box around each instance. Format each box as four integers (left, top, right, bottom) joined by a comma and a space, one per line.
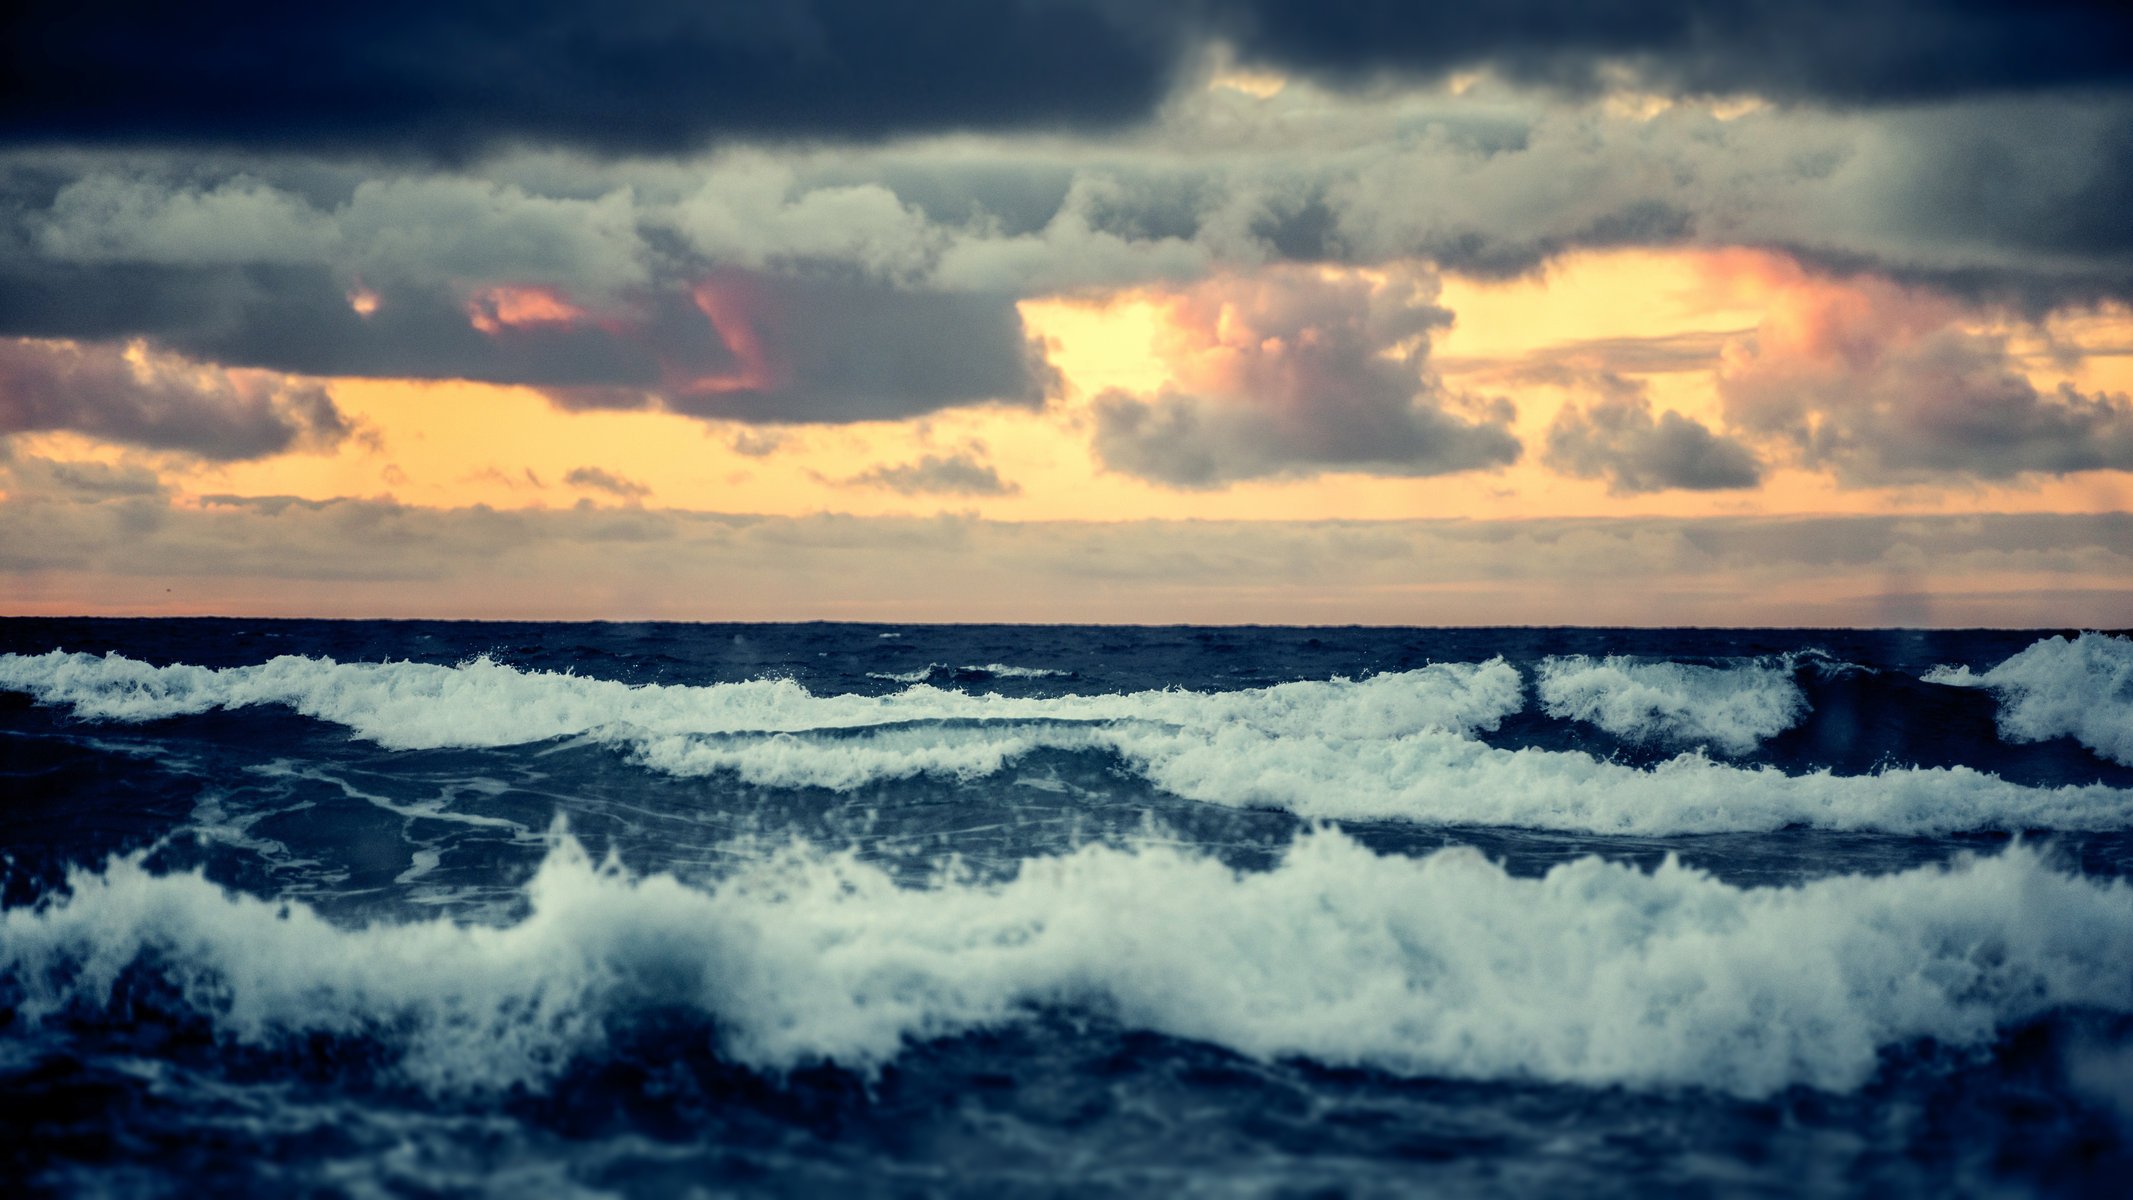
1535, 655, 1808, 755
0, 650, 1519, 747
867, 663, 1075, 684
1928, 632, 2133, 767
7, 830, 2130, 1101
7, 649, 2133, 835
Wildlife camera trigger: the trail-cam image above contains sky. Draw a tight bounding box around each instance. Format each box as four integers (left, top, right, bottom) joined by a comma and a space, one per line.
2, 2, 2130, 625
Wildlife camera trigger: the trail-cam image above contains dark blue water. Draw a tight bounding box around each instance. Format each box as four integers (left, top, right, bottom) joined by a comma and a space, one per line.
4, 619, 2132, 1197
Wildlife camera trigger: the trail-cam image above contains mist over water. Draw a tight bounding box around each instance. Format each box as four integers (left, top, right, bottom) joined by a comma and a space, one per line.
4, 619, 2132, 1196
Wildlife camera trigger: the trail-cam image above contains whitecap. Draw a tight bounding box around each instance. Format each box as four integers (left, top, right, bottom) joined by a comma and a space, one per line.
8, 830, 2131, 1100
1927, 632, 2133, 766
1536, 655, 1806, 755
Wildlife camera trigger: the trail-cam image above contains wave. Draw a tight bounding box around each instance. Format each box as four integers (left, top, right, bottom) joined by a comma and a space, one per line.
7, 650, 2132, 835
8, 830, 2131, 1101
866, 663, 1075, 684
1535, 655, 1807, 754
0, 650, 1522, 746
633, 723, 2133, 835
1927, 632, 2133, 767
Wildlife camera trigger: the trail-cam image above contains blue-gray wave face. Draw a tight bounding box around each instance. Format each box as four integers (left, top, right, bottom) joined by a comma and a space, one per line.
4, 620, 2132, 1196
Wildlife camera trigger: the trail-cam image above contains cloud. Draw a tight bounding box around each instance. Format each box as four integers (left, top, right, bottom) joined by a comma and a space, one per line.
535, 273, 1059, 423
0, 453, 168, 501
727, 427, 791, 457
1214, 2, 2133, 106
1089, 266, 1520, 486
0, 1, 1193, 157
2, 488, 2127, 626
0, 338, 352, 459
841, 451, 1020, 497
564, 466, 651, 500
6, 3, 2129, 162
1715, 270, 2133, 484
1543, 376, 1761, 494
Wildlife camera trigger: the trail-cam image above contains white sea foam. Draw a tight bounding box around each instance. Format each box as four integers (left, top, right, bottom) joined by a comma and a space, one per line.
633, 722, 2133, 834
7, 831, 2131, 1100
866, 663, 1073, 683
1536, 656, 1807, 755
0, 650, 1522, 747
1927, 633, 2133, 766
6, 649, 2131, 834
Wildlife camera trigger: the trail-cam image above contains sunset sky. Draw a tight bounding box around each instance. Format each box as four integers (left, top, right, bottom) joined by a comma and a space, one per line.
3, 3, 2130, 624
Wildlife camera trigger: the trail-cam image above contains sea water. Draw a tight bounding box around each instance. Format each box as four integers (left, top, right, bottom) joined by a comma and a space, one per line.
3, 620, 2131, 1195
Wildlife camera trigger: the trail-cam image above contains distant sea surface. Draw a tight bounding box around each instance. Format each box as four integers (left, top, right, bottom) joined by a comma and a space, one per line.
4, 619, 2133, 1197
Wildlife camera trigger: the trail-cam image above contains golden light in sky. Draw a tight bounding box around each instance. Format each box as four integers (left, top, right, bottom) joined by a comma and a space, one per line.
94, 247, 2121, 537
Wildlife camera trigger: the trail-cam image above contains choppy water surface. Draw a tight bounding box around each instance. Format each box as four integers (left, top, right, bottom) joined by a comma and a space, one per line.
3, 619, 2132, 1196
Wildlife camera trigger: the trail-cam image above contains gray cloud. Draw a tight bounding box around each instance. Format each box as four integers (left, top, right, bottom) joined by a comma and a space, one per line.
536, 275, 1058, 424
842, 451, 1020, 497
1543, 376, 1761, 494
0, 338, 352, 459
0, 453, 168, 501
1089, 266, 1520, 486
564, 466, 651, 500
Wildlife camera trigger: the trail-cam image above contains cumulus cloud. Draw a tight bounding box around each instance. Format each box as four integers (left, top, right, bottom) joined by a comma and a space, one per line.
1716, 271, 2133, 484
0, 338, 352, 459
1543, 375, 1761, 494
1090, 266, 1519, 486
841, 451, 1020, 497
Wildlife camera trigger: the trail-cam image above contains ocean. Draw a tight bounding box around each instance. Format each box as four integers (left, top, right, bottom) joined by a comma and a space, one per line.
3, 619, 2131, 1196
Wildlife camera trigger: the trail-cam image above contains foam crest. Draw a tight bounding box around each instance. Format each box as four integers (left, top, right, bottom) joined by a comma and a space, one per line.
867, 663, 1074, 683
0, 651, 1522, 748
9, 650, 2125, 834
1536, 656, 1807, 754
1927, 633, 2133, 766
633, 722, 2133, 834
7, 833, 2131, 1100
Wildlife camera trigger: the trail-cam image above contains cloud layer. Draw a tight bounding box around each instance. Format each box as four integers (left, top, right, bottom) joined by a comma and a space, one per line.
2, 466, 2125, 626
7, 3, 2127, 157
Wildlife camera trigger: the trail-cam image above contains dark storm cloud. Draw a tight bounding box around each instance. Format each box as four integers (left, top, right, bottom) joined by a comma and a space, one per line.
1543, 377, 1762, 494
0, 338, 352, 459
0, 1, 1190, 156
1216, 1, 2133, 105
6, 3, 2128, 160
